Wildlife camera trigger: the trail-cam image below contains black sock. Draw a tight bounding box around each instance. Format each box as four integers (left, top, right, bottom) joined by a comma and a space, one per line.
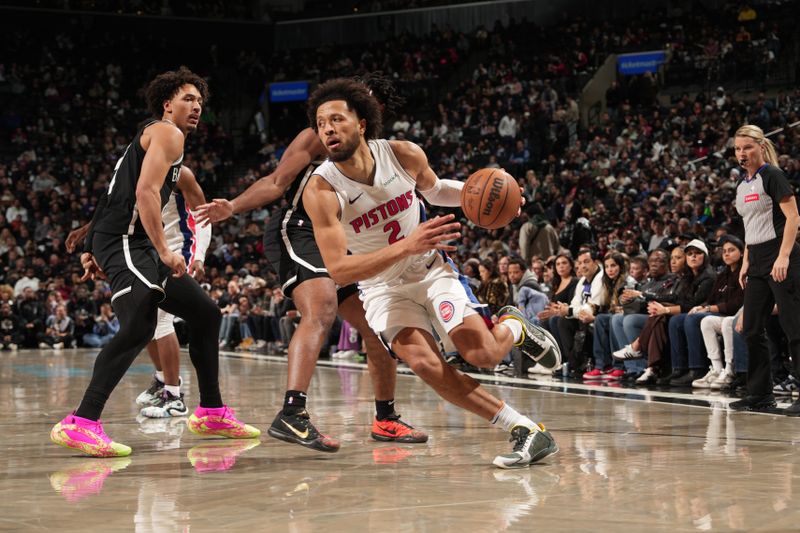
283, 390, 307, 415
375, 399, 396, 421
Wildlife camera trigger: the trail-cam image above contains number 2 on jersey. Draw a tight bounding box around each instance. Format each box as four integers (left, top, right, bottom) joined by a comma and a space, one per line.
384, 220, 404, 244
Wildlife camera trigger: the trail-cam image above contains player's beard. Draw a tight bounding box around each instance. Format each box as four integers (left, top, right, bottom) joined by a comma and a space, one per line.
328, 134, 360, 162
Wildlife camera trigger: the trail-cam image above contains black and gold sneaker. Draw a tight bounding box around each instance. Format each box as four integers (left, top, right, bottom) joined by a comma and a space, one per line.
267, 410, 340, 453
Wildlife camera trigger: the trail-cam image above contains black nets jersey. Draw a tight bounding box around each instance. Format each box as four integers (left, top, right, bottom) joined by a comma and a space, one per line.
278, 161, 324, 228
93, 120, 183, 236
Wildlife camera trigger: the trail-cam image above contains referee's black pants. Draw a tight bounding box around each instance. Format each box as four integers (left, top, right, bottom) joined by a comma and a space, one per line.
76, 275, 223, 420
742, 240, 800, 397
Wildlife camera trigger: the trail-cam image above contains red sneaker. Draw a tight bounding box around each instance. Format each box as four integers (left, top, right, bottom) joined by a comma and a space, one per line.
582, 368, 604, 380
602, 369, 626, 381
371, 415, 428, 443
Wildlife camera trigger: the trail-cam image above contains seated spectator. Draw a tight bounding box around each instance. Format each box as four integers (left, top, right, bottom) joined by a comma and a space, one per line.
476, 258, 508, 316
549, 248, 605, 377
584, 252, 635, 381
17, 287, 46, 348
537, 253, 578, 350
83, 303, 119, 348
0, 302, 22, 350
507, 257, 547, 323
615, 244, 714, 385
670, 236, 744, 388
38, 304, 74, 349
609, 248, 674, 378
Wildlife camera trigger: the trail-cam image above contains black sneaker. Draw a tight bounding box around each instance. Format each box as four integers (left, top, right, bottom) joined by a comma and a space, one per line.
729, 395, 778, 413
498, 306, 561, 370
658, 369, 684, 386
670, 369, 703, 387
784, 399, 800, 417
267, 410, 340, 452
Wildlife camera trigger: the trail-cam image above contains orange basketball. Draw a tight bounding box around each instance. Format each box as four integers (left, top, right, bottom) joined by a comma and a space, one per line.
460, 168, 521, 229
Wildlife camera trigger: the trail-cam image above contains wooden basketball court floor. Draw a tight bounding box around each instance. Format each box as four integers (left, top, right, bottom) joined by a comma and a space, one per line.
1, 348, 799, 532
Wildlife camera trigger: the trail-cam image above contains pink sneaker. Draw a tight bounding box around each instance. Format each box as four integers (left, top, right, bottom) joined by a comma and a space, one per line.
582, 368, 604, 380
187, 405, 261, 439
601, 369, 626, 381
50, 413, 132, 457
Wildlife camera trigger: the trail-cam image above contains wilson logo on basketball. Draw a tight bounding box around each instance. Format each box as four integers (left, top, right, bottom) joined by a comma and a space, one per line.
439, 301, 455, 322
482, 176, 504, 216
744, 193, 760, 203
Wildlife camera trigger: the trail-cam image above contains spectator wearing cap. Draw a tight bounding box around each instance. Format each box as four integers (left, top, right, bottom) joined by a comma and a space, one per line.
662, 237, 745, 388
623, 241, 715, 386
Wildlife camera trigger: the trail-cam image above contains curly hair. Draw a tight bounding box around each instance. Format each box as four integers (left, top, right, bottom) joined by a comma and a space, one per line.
307, 78, 383, 139
144, 66, 210, 118
353, 71, 405, 119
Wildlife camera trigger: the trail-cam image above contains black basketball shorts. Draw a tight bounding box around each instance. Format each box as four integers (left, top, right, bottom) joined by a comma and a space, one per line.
263, 212, 357, 303
92, 232, 171, 305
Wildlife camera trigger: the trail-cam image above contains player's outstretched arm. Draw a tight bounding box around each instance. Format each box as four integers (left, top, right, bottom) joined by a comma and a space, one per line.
303, 175, 461, 286
195, 128, 325, 226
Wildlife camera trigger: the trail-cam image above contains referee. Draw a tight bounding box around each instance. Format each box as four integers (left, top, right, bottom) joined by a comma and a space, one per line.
732, 124, 800, 415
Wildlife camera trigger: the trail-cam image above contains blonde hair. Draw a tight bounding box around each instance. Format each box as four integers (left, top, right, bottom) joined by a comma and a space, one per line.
735, 124, 779, 166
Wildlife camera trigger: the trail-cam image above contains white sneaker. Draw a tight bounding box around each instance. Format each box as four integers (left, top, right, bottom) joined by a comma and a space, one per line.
635, 367, 656, 383
527, 364, 553, 376
39, 342, 50, 349
612, 344, 642, 360
8, 343, 17, 351
140, 391, 189, 418
709, 370, 734, 390
52, 342, 64, 350
692, 368, 719, 389
494, 362, 513, 374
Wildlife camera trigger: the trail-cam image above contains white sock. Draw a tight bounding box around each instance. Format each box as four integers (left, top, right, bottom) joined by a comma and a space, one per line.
154, 370, 165, 383
710, 359, 723, 373
500, 319, 524, 344
164, 384, 181, 397
491, 402, 538, 433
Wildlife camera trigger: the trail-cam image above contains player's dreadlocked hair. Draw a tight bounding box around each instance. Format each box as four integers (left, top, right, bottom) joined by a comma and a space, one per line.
145, 66, 210, 118
354, 71, 405, 119
307, 78, 383, 140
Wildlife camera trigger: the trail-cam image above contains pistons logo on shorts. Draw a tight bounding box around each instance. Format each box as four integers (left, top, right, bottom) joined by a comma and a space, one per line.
439, 301, 455, 322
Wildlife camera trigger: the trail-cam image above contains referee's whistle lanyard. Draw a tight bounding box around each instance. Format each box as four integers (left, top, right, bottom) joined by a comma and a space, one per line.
744, 163, 769, 182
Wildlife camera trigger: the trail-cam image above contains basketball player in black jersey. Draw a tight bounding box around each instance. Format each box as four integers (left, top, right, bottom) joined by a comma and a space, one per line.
50, 67, 259, 458
196, 74, 427, 452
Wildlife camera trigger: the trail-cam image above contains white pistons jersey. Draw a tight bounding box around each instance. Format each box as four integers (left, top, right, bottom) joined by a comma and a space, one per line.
313, 139, 435, 288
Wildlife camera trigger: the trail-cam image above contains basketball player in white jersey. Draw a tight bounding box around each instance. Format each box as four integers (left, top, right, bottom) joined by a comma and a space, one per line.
68, 166, 212, 419
303, 78, 559, 468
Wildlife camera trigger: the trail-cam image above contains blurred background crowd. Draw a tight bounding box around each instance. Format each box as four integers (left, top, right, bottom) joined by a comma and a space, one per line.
1, 0, 799, 392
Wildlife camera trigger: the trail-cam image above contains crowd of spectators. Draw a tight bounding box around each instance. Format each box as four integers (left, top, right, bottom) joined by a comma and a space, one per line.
1, 4, 799, 394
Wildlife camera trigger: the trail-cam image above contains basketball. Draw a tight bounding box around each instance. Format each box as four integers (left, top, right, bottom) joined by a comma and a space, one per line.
460, 168, 521, 229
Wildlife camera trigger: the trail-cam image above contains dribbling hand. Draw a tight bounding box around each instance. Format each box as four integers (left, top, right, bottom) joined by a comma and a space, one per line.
195, 199, 234, 227
403, 214, 461, 255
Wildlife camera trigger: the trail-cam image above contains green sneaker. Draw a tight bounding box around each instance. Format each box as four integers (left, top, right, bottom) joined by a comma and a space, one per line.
493, 424, 559, 469
498, 306, 562, 370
